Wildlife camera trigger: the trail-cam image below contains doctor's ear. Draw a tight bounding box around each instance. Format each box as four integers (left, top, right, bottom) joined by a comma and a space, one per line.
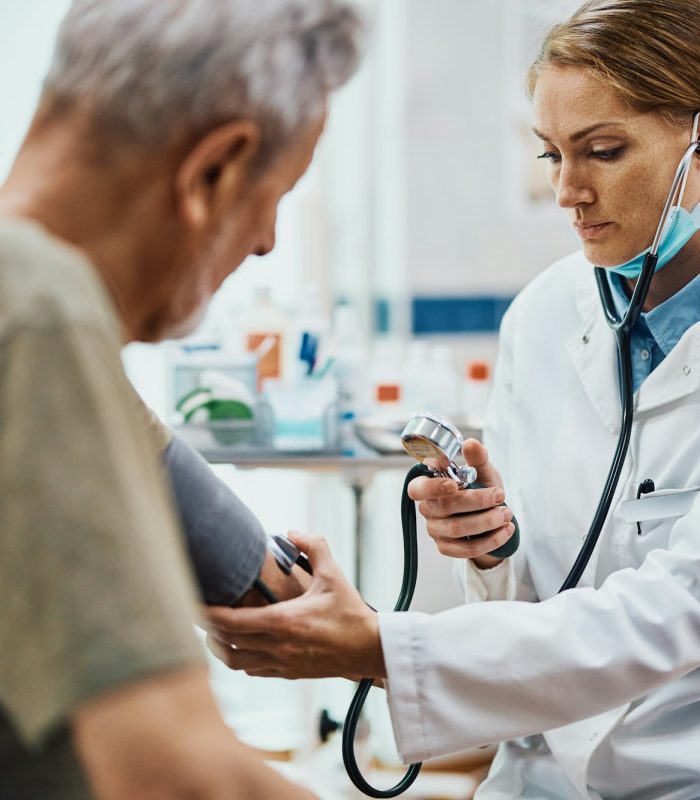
175, 120, 262, 230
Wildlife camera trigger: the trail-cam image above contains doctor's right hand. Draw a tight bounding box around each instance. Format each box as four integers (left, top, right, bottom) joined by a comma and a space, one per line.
408, 439, 515, 569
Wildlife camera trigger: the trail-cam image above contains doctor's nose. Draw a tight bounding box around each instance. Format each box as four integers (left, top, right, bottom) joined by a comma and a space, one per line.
555, 164, 595, 209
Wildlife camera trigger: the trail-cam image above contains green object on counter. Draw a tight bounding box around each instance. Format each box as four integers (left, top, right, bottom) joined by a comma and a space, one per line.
176, 388, 255, 446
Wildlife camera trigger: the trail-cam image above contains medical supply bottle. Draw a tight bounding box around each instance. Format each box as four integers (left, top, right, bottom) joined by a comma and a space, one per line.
427, 345, 461, 418
238, 287, 287, 390
332, 304, 365, 454
288, 283, 330, 380
368, 339, 404, 417
402, 341, 431, 412
463, 360, 492, 427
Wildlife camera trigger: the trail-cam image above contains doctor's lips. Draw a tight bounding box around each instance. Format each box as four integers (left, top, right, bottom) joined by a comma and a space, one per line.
574, 221, 612, 240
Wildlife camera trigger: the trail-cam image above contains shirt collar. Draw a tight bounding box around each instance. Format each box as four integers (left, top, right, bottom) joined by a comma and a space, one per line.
607, 270, 700, 354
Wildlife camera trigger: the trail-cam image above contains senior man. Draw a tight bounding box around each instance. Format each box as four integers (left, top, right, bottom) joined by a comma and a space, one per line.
0, 1, 362, 798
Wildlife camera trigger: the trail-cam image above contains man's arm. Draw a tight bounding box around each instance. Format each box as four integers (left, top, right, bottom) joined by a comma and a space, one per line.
162, 435, 309, 606
73, 666, 317, 800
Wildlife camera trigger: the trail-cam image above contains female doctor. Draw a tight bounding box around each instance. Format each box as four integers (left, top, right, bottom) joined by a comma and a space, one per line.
206, 1, 700, 797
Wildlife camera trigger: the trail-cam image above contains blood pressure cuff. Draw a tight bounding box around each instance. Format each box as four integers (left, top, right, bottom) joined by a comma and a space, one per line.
162, 435, 267, 606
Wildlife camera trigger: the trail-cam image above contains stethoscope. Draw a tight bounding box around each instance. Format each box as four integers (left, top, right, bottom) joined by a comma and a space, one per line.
569, 134, 700, 589
341, 134, 700, 798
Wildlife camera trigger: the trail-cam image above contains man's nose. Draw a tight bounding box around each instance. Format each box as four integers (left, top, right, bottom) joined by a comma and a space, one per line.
556, 163, 595, 209
254, 229, 276, 258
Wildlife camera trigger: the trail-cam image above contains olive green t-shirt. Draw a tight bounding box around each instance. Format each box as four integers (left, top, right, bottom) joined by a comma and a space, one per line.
0, 218, 205, 798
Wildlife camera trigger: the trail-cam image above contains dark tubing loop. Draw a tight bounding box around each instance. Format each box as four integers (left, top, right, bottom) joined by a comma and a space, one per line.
560, 255, 657, 592
342, 464, 428, 798
342, 463, 521, 796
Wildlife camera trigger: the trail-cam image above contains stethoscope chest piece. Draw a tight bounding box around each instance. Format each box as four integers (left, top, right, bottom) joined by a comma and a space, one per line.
401, 412, 477, 487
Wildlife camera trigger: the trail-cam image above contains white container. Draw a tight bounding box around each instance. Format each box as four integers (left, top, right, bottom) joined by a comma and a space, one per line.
427, 344, 461, 419
264, 377, 338, 452
401, 340, 430, 413
332, 304, 366, 454
166, 341, 257, 421
288, 283, 330, 381
463, 360, 492, 427
238, 287, 288, 389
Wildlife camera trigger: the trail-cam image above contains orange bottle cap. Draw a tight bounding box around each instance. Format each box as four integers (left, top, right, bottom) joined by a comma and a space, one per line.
376, 384, 401, 403
467, 361, 491, 381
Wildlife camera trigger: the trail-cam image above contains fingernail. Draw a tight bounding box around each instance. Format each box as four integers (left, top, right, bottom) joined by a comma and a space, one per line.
493, 489, 505, 504
501, 507, 513, 522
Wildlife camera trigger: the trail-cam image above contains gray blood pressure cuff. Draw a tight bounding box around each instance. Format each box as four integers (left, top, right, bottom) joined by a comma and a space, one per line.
162, 436, 267, 606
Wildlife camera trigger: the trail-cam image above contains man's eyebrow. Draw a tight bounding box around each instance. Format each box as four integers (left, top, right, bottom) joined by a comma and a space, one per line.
532, 122, 624, 143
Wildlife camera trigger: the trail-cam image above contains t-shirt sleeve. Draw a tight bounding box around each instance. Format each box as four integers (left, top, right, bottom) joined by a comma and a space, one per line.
0, 322, 205, 747
128, 386, 174, 455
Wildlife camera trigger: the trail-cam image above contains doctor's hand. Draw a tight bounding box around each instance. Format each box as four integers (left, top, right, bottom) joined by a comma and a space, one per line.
408, 438, 515, 569
203, 533, 387, 681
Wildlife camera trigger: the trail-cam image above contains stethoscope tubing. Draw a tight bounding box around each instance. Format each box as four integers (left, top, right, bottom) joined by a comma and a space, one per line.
559, 138, 699, 590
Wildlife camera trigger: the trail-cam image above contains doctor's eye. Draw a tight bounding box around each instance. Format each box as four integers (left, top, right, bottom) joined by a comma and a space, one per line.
590, 146, 626, 162
537, 151, 561, 164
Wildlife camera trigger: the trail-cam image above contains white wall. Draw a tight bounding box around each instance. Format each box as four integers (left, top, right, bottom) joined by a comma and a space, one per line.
0, 0, 72, 180
400, 0, 581, 297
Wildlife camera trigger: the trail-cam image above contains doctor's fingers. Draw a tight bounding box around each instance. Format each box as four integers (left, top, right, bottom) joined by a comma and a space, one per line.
418, 486, 505, 519
204, 603, 293, 638
207, 636, 287, 675
407, 475, 460, 502
462, 438, 503, 487
432, 523, 515, 559
425, 504, 513, 538
205, 626, 274, 651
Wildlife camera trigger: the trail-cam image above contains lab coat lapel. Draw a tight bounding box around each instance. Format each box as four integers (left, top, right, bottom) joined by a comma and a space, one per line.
566, 270, 622, 436
635, 321, 700, 411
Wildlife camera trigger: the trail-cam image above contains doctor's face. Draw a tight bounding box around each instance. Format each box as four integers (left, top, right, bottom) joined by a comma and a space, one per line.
532, 65, 700, 267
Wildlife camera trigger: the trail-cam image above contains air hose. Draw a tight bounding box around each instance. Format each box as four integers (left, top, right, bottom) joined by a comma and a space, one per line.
341, 463, 431, 798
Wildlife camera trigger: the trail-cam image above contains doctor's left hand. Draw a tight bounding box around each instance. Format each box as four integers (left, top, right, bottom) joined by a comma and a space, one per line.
203, 533, 387, 681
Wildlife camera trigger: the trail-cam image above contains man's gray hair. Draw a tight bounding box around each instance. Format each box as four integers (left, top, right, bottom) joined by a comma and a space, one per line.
43, 0, 365, 162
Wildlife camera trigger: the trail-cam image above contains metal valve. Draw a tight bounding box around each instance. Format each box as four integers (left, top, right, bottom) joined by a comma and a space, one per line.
400, 412, 476, 487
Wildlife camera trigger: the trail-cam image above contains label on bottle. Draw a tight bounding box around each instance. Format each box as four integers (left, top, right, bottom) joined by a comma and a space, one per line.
247, 333, 282, 389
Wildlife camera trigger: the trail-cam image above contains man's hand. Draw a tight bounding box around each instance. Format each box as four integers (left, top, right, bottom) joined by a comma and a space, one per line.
204, 533, 386, 680
408, 439, 515, 569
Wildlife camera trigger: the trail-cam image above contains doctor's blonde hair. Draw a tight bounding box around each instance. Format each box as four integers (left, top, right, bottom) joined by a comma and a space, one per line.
527, 0, 700, 127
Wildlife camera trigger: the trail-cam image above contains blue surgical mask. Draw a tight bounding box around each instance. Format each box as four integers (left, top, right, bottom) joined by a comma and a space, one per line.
609, 202, 700, 279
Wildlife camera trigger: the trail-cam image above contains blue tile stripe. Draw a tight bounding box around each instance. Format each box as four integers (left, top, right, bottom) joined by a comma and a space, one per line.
412, 296, 515, 334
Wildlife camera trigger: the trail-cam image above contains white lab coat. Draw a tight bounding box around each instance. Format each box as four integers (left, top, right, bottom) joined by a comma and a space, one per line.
378, 252, 700, 800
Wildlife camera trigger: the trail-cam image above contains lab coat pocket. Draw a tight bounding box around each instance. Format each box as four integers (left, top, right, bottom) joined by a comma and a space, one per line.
621, 487, 700, 524
622, 488, 700, 567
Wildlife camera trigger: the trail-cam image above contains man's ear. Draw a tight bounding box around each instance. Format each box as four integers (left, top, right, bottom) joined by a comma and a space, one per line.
175, 120, 262, 230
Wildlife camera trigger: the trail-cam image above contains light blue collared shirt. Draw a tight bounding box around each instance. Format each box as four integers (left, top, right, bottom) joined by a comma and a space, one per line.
607, 270, 700, 392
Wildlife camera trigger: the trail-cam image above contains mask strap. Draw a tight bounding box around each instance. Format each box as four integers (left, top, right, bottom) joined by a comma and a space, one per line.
677, 111, 700, 207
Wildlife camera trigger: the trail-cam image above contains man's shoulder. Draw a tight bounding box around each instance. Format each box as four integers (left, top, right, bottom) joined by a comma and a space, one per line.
0, 217, 120, 344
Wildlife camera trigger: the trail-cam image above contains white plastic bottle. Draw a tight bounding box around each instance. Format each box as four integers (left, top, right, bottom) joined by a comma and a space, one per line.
288, 283, 330, 380
401, 341, 430, 414
238, 287, 288, 390
463, 360, 492, 427
427, 345, 461, 419
368, 339, 404, 417
332, 304, 366, 455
